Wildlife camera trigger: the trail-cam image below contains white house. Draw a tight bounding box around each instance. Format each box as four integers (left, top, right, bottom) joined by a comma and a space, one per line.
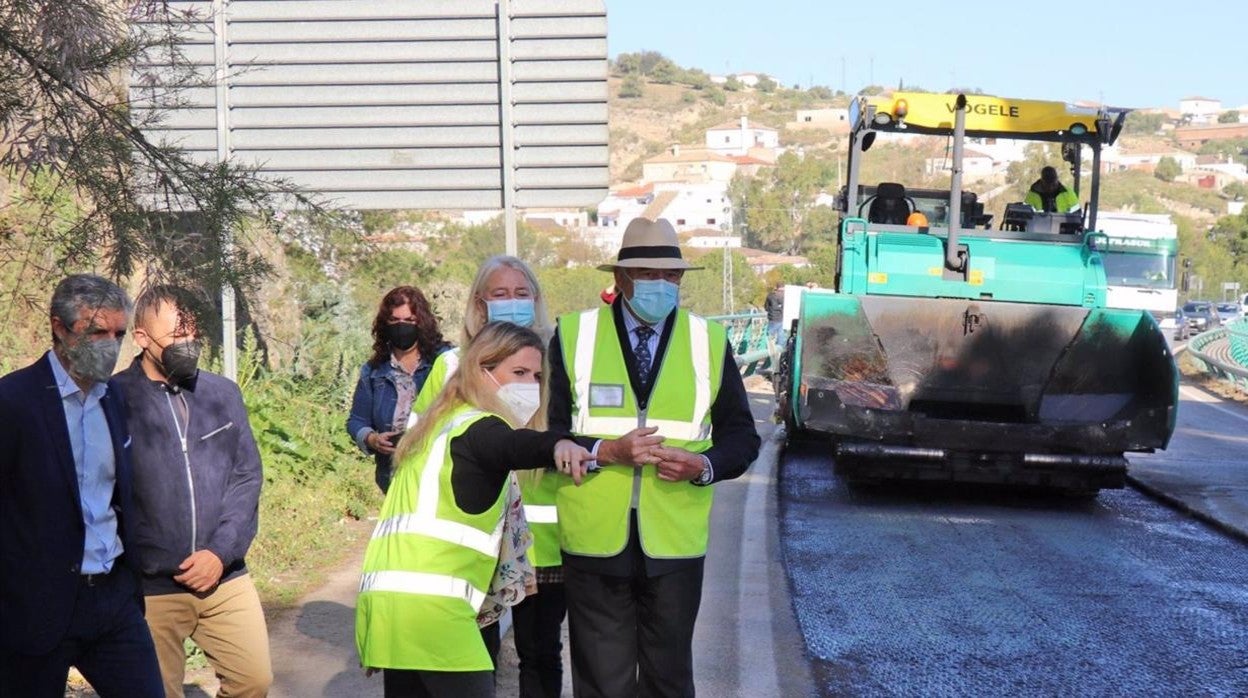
963, 137, 1029, 165
594, 181, 733, 239
650, 181, 734, 233
734, 73, 762, 88
788, 108, 851, 134
1101, 146, 1198, 172
924, 148, 996, 179
1179, 96, 1222, 124
521, 208, 588, 230
685, 235, 742, 249
705, 116, 780, 156
595, 183, 654, 229
642, 146, 739, 184
1193, 154, 1248, 181
737, 248, 809, 275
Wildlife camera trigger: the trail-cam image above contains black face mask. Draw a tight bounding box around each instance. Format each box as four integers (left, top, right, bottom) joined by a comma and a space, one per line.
385, 323, 420, 351
151, 340, 201, 392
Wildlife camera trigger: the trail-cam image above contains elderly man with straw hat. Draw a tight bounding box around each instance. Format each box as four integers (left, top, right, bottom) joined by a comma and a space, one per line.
546, 217, 760, 697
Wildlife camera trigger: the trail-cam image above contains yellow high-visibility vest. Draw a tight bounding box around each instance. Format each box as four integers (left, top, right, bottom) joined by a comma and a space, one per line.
555, 307, 725, 559
411, 348, 562, 567
356, 406, 505, 671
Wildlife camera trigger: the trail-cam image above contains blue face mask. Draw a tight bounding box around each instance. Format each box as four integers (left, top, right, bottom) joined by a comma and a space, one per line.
625, 279, 679, 325
485, 298, 536, 327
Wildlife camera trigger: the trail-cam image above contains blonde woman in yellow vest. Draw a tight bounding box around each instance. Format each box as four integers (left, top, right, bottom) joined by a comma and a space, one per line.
547, 218, 761, 697
409, 256, 568, 696
356, 322, 593, 698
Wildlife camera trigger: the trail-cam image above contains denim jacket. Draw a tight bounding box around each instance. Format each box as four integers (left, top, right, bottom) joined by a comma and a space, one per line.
347, 345, 449, 492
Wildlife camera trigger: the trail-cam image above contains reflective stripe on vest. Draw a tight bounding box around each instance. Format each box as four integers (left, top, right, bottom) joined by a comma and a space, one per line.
518, 468, 562, 567
570, 308, 599, 433
359, 570, 486, 610
523, 504, 558, 524
371, 513, 503, 558
367, 409, 499, 611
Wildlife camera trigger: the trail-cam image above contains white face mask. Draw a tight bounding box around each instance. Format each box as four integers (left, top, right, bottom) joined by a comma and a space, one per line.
486, 369, 542, 426
497, 383, 542, 426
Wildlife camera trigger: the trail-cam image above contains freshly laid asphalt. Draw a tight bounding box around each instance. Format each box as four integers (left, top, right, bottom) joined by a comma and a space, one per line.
777, 379, 1248, 697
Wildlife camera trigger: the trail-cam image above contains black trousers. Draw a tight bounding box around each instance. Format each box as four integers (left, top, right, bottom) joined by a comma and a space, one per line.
0, 567, 163, 698
382, 622, 501, 698
383, 668, 495, 698
564, 559, 704, 698
512, 580, 567, 698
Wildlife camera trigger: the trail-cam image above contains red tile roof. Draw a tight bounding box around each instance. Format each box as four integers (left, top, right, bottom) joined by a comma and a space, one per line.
612, 182, 654, 197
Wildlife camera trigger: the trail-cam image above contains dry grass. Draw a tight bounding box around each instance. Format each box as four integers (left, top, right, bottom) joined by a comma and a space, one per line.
1177, 351, 1248, 404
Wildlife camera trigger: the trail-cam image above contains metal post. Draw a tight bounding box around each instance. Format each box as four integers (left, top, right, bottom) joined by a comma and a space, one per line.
213, 0, 236, 380
945, 94, 966, 273
1088, 145, 1102, 232
497, 0, 518, 256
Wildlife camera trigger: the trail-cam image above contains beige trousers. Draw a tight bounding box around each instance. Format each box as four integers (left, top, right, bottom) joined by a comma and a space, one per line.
144, 573, 273, 698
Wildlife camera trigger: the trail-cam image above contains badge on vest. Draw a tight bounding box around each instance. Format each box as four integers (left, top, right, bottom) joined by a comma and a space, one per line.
589, 383, 626, 408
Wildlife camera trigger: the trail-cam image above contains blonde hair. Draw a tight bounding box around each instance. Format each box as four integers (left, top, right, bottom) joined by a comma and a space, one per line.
393, 322, 549, 468
462, 256, 551, 346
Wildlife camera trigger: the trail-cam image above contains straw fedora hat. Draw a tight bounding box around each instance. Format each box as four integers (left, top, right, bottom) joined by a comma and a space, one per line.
597, 217, 702, 271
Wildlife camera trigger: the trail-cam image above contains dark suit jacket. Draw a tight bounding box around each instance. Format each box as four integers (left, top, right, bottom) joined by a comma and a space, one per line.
548, 300, 761, 576
0, 354, 143, 655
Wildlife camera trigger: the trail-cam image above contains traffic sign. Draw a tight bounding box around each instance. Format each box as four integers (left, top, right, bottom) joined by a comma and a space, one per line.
131, 0, 609, 211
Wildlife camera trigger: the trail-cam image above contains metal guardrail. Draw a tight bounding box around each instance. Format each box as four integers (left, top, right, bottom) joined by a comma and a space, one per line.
708, 312, 773, 376
1187, 318, 1248, 392
1228, 317, 1248, 367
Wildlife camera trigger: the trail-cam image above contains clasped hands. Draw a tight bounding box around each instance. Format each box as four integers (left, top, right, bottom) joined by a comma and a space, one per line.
175, 549, 224, 593
598, 426, 705, 482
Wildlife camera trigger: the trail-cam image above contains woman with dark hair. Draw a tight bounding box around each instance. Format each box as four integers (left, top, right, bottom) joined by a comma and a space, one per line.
348, 286, 451, 494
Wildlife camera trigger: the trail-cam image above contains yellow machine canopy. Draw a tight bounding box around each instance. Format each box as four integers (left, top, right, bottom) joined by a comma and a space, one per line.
862, 92, 1125, 143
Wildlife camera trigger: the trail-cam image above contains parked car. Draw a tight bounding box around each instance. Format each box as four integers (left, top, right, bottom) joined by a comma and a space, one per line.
1175, 301, 1221, 340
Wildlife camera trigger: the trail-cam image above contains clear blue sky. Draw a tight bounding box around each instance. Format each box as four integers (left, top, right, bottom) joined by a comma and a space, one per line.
606, 0, 1248, 110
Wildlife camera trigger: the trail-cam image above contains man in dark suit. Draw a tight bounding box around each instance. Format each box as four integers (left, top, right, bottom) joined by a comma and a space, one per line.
0, 274, 163, 698
547, 218, 761, 697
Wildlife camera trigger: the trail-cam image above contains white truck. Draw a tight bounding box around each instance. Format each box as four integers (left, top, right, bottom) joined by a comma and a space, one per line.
1095, 212, 1180, 328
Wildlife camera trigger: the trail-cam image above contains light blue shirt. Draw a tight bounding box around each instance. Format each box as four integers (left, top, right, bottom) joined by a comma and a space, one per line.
47, 350, 123, 574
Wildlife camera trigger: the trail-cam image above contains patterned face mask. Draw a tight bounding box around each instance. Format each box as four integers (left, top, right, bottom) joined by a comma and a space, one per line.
65, 334, 122, 384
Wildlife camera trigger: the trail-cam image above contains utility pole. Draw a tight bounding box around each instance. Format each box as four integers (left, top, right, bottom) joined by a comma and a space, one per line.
722, 217, 737, 314
213, 0, 236, 381
497, 0, 518, 255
